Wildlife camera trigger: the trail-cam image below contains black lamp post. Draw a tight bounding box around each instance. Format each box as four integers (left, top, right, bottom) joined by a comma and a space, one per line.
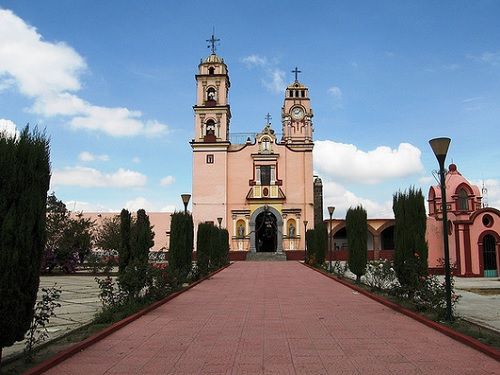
429, 137, 453, 321
217, 217, 223, 228
181, 194, 191, 214
303, 220, 308, 263
327, 206, 335, 272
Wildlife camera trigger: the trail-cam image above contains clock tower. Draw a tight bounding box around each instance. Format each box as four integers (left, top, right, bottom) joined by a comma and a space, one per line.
281, 67, 313, 148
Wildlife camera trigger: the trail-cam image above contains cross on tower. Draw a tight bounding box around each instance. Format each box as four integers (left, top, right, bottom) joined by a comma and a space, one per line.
292, 67, 302, 82
265, 113, 272, 126
206, 29, 220, 54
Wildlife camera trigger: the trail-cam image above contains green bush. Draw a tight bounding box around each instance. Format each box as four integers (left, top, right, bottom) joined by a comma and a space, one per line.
0, 127, 51, 358
393, 188, 428, 293
314, 223, 328, 266
346, 205, 368, 282
168, 212, 194, 279
305, 229, 316, 264
196, 223, 212, 277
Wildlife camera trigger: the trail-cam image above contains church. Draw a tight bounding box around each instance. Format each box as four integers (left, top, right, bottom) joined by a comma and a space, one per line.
190, 40, 314, 256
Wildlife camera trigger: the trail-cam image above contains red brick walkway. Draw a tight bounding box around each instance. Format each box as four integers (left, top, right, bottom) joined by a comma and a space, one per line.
46, 262, 499, 374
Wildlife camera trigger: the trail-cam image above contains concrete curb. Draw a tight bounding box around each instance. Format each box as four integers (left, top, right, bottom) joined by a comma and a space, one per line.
303, 262, 500, 362
23, 264, 232, 375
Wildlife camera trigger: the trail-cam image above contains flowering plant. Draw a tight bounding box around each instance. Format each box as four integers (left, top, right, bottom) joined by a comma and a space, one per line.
364, 259, 397, 291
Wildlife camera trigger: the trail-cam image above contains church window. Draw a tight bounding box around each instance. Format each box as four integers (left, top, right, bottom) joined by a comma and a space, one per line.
206, 119, 216, 135
208, 67, 215, 75
207, 87, 216, 101
301, 90, 305, 97
289, 90, 294, 98
458, 188, 469, 210
260, 166, 271, 185
206, 154, 214, 164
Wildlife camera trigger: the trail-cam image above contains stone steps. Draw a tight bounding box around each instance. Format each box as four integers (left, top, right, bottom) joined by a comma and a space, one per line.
245, 252, 287, 261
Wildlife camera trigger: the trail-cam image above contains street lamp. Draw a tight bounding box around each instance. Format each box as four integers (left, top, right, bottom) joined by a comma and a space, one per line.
181, 194, 191, 214
327, 206, 335, 272
303, 220, 308, 263
217, 217, 223, 228
429, 137, 453, 321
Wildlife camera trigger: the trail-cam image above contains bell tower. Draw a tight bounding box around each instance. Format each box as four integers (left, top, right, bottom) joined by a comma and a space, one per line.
281, 67, 314, 147
191, 33, 230, 233
193, 33, 231, 143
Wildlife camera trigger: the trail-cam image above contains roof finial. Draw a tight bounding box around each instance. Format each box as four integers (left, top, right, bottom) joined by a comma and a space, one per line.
291, 66, 302, 82
206, 27, 220, 54
265, 113, 272, 126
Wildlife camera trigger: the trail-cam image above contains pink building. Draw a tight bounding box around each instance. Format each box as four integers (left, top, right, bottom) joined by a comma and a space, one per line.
190, 51, 314, 255
426, 163, 500, 277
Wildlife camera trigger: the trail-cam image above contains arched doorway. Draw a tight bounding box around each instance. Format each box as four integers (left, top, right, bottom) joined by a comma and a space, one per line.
483, 234, 498, 277
249, 205, 283, 253
255, 211, 277, 252
381, 226, 395, 250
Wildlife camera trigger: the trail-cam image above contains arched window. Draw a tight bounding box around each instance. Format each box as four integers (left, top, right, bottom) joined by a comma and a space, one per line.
208, 67, 215, 75
287, 219, 296, 238
207, 87, 216, 101
458, 188, 469, 211
205, 119, 215, 135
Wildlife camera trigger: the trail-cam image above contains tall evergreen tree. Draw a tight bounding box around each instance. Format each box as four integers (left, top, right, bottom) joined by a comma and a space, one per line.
346, 205, 368, 282
393, 188, 428, 291
0, 127, 50, 365
119, 209, 132, 273
305, 229, 316, 264
130, 209, 154, 266
314, 223, 328, 266
196, 222, 212, 276
169, 211, 194, 278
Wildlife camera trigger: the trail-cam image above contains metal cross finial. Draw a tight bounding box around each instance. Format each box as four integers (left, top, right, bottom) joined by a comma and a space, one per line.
206, 28, 220, 54
265, 113, 272, 125
292, 67, 302, 82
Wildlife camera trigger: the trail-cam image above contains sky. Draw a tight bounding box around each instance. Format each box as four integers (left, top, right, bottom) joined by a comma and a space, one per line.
1, 1, 500, 219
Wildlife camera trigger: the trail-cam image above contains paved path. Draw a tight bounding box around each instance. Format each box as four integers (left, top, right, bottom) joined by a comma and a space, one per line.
46, 262, 499, 374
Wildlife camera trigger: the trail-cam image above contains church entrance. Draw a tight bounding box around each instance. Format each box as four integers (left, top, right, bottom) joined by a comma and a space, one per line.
255, 211, 277, 252
483, 234, 498, 277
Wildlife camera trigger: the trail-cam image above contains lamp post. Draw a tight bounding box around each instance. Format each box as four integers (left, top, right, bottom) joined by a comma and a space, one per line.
217, 217, 223, 228
181, 194, 191, 214
429, 137, 453, 321
327, 206, 335, 272
303, 220, 308, 263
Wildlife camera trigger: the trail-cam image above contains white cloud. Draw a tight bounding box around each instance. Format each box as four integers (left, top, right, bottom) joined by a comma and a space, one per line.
132, 157, 141, 164
327, 86, 343, 109
263, 69, 286, 94
78, 151, 109, 162
418, 176, 435, 186
64, 200, 115, 213
314, 140, 424, 184
52, 166, 147, 188
124, 197, 155, 212
468, 51, 500, 66
160, 175, 175, 186
0, 9, 168, 137
241, 54, 267, 67
473, 179, 500, 209
0, 118, 19, 138
322, 181, 393, 219
160, 204, 176, 212
241, 54, 286, 94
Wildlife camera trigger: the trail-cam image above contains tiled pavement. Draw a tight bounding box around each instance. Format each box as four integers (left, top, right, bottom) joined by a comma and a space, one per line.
45, 262, 499, 374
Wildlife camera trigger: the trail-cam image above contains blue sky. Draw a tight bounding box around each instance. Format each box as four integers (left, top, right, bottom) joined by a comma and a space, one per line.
1, 1, 500, 218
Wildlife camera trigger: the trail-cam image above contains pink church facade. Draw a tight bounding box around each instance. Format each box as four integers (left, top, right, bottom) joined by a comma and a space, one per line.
190, 51, 314, 255
426, 164, 500, 277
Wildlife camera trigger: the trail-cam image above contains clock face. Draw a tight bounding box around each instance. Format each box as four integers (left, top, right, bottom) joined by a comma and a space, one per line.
291, 107, 304, 120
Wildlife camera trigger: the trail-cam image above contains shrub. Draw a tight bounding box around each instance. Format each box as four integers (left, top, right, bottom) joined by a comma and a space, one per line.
168, 212, 194, 279
24, 285, 61, 361
196, 222, 212, 277
364, 259, 397, 291
314, 223, 328, 266
0, 127, 51, 364
305, 229, 316, 264
346, 205, 368, 282
393, 188, 428, 294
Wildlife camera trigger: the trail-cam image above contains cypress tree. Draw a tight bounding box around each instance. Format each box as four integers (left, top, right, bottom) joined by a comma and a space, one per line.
220, 228, 230, 266
393, 188, 428, 292
305, 229, 316, 264
196, 222, 211, 276
131, 209, 154, 266
314, 223, 328, 266
119, 209, 132, 273
346, 205, 368, 282
169, 212, 193, 278
0, 127, 50, 364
